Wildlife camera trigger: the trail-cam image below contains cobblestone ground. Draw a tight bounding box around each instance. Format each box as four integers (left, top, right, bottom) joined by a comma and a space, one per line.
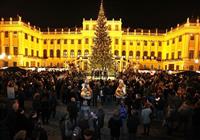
25, 100, 184, 140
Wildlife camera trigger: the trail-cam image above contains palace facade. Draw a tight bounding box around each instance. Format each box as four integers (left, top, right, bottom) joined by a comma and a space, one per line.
0, 14, 200, 71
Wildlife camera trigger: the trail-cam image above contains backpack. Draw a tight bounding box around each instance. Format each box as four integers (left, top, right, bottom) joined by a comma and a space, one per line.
119, 105, 127, 119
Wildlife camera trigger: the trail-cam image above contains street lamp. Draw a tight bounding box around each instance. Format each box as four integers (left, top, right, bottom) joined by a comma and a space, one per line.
0, 53, 12, 67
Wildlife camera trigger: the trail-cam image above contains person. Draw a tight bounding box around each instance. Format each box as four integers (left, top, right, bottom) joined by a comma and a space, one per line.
108, 110, 122, 140
96, 107, 105, 140
81, 79, 92, 106
127, 110, 140, 140
141, 103, 152, 136
115, 79, 127, 104
67, 97, 78, 125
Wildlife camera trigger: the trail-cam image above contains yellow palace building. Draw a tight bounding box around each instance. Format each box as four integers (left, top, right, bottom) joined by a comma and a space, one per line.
0, 5, 200, 71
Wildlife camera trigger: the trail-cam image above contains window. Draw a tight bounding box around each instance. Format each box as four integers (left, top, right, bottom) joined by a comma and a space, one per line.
115, 39, 119, 45
36, 38, 39, 43
166, 53, 169, 60
78, 50, 81, 56
37, 51, 39, 57
43, 49, 47, 58
144, 41, 147, 46
5, 31, 9, 38
86, 25, 89, 30
151, 51, 155, 57
122, 51, 126, 57
136, 51, 140, 59
78, 39, 81, 44
189, 50, 194, 59
172, 38, 175, 44
25, 48, 28, 56
13, 62, 17, 67
13, 31, 17, 37
50, 49, 54, 58
151, 42, 155, 46
31, 36, 34, 42
143, 51, 148, 59
115, 25, 119, 31
56, 49, 60, 58
158, 52, 162, 60
179, 36, 182, 42
50, 40, 54, 44
171, 52, 174, 59
71, 39, 74, 44
108, 25, 111, 30
85, 38, 89, 44
114, 50, 119, 56
64, 39, 67, 44
13, 47, 18, 55
44, 40, 47, 44
167, 40, 169, 46
63, 50, 67, 58
122, 41, 126, 45
31, 50, 34, 57
176, 65, 179, 70
25, 33, 28, 39
84, 50, 89, 56
70, 50, 75, 57
158, 41, 162, 46
189, 65, 194, 70
190, 34, 194, 40
178, 51, 182, 59
129, 51, 133, 58
57, 39, 60, 44
130, 41, 133, 46
5, 47, 9, 55
137, 42, 140, 46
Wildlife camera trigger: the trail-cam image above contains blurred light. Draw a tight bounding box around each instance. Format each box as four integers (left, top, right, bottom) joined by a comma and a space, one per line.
168, 70, 172, 74
7, 55, 11, 59
194, 59, 199, 64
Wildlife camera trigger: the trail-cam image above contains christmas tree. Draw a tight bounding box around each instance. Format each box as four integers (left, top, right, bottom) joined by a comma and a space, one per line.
90, 0, 113, 73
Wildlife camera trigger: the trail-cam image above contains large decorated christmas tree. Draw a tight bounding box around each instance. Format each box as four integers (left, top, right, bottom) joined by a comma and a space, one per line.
90, 0, 113, 73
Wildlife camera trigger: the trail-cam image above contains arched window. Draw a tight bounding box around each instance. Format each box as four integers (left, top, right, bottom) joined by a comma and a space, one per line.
122, 51, 126, 57
50, 49, 54, 58
84, 49, 89, 56
78, 50, 81, 56
56, 49, 60, 58
63, 50, 67, 58
43, 49, 47, 58
151, 51, 155, 57
70, 50, 74, 58
129, 51, 133, 57
143, 51, 148, 56
136, 51, 140, 59
114, 50, 119, 56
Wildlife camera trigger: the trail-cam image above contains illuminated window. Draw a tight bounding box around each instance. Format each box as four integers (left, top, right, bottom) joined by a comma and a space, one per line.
13, 47, 18, 55
129, 51, 133, 58
189, 50, 194, 59
25, 48, 28, 56
70, 50, 75, 57
5, 31, 9, 38
178, 51, 182, 59
50, 49, 54, 58
63, 50, 67, 57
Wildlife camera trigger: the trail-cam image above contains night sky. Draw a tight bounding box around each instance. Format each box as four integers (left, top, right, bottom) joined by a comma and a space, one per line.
0, 0, 200, 29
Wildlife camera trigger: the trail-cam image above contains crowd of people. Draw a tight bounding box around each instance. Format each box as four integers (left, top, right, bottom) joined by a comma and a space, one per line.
0, 68, 200, 140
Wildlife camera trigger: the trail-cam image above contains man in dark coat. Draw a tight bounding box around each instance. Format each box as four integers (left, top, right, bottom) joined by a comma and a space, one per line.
67, 97, 78, 125
108, 110, 122, 140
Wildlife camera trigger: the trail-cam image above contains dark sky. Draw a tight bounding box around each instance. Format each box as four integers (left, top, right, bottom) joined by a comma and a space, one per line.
0, 0, 200, 29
